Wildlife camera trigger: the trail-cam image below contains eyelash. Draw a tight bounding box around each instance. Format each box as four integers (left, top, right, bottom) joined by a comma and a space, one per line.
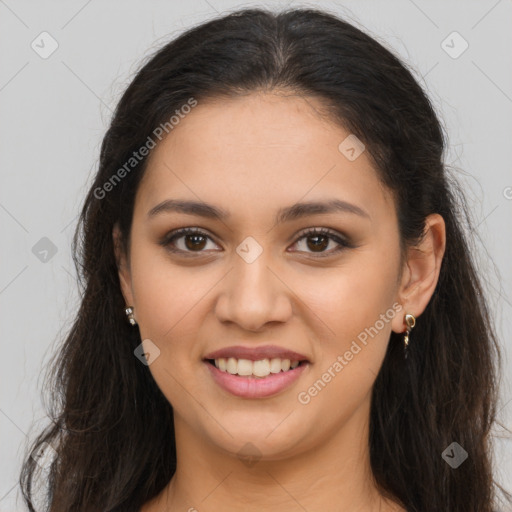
160, 227, 353, 258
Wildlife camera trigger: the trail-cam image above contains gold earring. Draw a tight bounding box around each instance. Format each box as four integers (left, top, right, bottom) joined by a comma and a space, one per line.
403, 313, 416, 358
125, 306, 137, 326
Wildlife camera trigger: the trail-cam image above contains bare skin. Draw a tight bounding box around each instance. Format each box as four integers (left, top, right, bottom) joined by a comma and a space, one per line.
115, 91, 446, 512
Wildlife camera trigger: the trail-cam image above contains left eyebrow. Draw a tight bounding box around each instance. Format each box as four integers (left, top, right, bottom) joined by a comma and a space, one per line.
146, 198, 371, 223
275, 199, 370, 224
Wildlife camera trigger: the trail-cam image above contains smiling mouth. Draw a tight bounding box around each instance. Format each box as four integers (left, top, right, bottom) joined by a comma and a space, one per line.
204, 357, 309, 378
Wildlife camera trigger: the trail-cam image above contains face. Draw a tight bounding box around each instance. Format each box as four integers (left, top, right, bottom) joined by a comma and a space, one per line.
117, 92, 408, 461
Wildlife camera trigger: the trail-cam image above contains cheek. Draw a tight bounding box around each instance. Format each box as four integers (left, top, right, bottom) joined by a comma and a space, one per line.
128, 241, 201, 341
294, 273, 397, 424
128, 245, 209, 406
303, 249, 399, 372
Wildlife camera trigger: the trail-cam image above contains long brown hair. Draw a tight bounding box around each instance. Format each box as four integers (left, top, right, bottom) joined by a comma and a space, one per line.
19, 7, 512, 511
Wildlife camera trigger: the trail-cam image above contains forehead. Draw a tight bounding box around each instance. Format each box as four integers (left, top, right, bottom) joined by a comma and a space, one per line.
137, 92, 394, 224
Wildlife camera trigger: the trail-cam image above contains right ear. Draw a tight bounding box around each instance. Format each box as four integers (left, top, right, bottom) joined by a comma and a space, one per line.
113, 223, 134, 306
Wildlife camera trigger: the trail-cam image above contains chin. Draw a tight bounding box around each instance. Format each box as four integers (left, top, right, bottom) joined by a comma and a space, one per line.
203, 418, 308, 461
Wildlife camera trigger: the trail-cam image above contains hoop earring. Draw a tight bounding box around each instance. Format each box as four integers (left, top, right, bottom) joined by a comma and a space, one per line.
403, 313, 416, 359
125, 306, 137, 326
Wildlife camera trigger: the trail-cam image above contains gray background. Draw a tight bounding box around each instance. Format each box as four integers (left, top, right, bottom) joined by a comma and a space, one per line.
1, 0, 511, 510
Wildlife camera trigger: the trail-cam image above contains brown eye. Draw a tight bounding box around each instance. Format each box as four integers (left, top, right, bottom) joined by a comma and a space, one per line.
183, 233, 208, 251
304, 234, 329, 252
161, 226, 352, 257
291, 227, 351, 256
162, 228, 219, 254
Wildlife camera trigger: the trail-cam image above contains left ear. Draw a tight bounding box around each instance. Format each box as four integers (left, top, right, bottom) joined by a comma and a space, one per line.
391, 213, 446, 334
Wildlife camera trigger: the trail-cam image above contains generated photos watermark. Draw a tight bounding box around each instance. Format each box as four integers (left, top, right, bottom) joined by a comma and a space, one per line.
297, 302, 402, 405
94, 97, 197, 200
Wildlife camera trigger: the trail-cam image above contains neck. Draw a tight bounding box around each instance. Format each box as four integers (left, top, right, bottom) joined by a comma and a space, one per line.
143, 395, 404, 512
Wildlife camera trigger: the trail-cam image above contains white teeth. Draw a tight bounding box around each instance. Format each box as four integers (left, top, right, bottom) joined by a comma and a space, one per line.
253, 359, 270, 377
269, 358, 282, 373
237, 358, 253, 376
227, 357, 237, 374
213, 357, 302, 377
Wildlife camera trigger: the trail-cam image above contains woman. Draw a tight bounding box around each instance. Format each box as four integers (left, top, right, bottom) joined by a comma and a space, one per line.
19, 7, 512, 512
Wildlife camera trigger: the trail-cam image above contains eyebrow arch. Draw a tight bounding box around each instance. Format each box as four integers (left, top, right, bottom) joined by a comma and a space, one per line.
147, 198, 370, 223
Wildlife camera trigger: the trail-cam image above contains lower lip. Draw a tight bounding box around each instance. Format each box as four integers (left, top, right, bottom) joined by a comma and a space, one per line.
204, 361, 308, 398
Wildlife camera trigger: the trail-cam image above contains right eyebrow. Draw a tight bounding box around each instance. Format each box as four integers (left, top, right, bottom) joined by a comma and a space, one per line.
147, 199, 228, 221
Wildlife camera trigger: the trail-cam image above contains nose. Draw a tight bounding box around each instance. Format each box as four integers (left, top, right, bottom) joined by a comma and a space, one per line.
214, 252, 293, 332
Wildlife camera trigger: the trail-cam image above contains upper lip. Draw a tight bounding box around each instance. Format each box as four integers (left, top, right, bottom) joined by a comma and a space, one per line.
204, 345, 309, 362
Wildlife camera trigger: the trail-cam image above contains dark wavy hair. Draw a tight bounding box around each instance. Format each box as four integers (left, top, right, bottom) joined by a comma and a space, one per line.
19, 7, 512, 512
